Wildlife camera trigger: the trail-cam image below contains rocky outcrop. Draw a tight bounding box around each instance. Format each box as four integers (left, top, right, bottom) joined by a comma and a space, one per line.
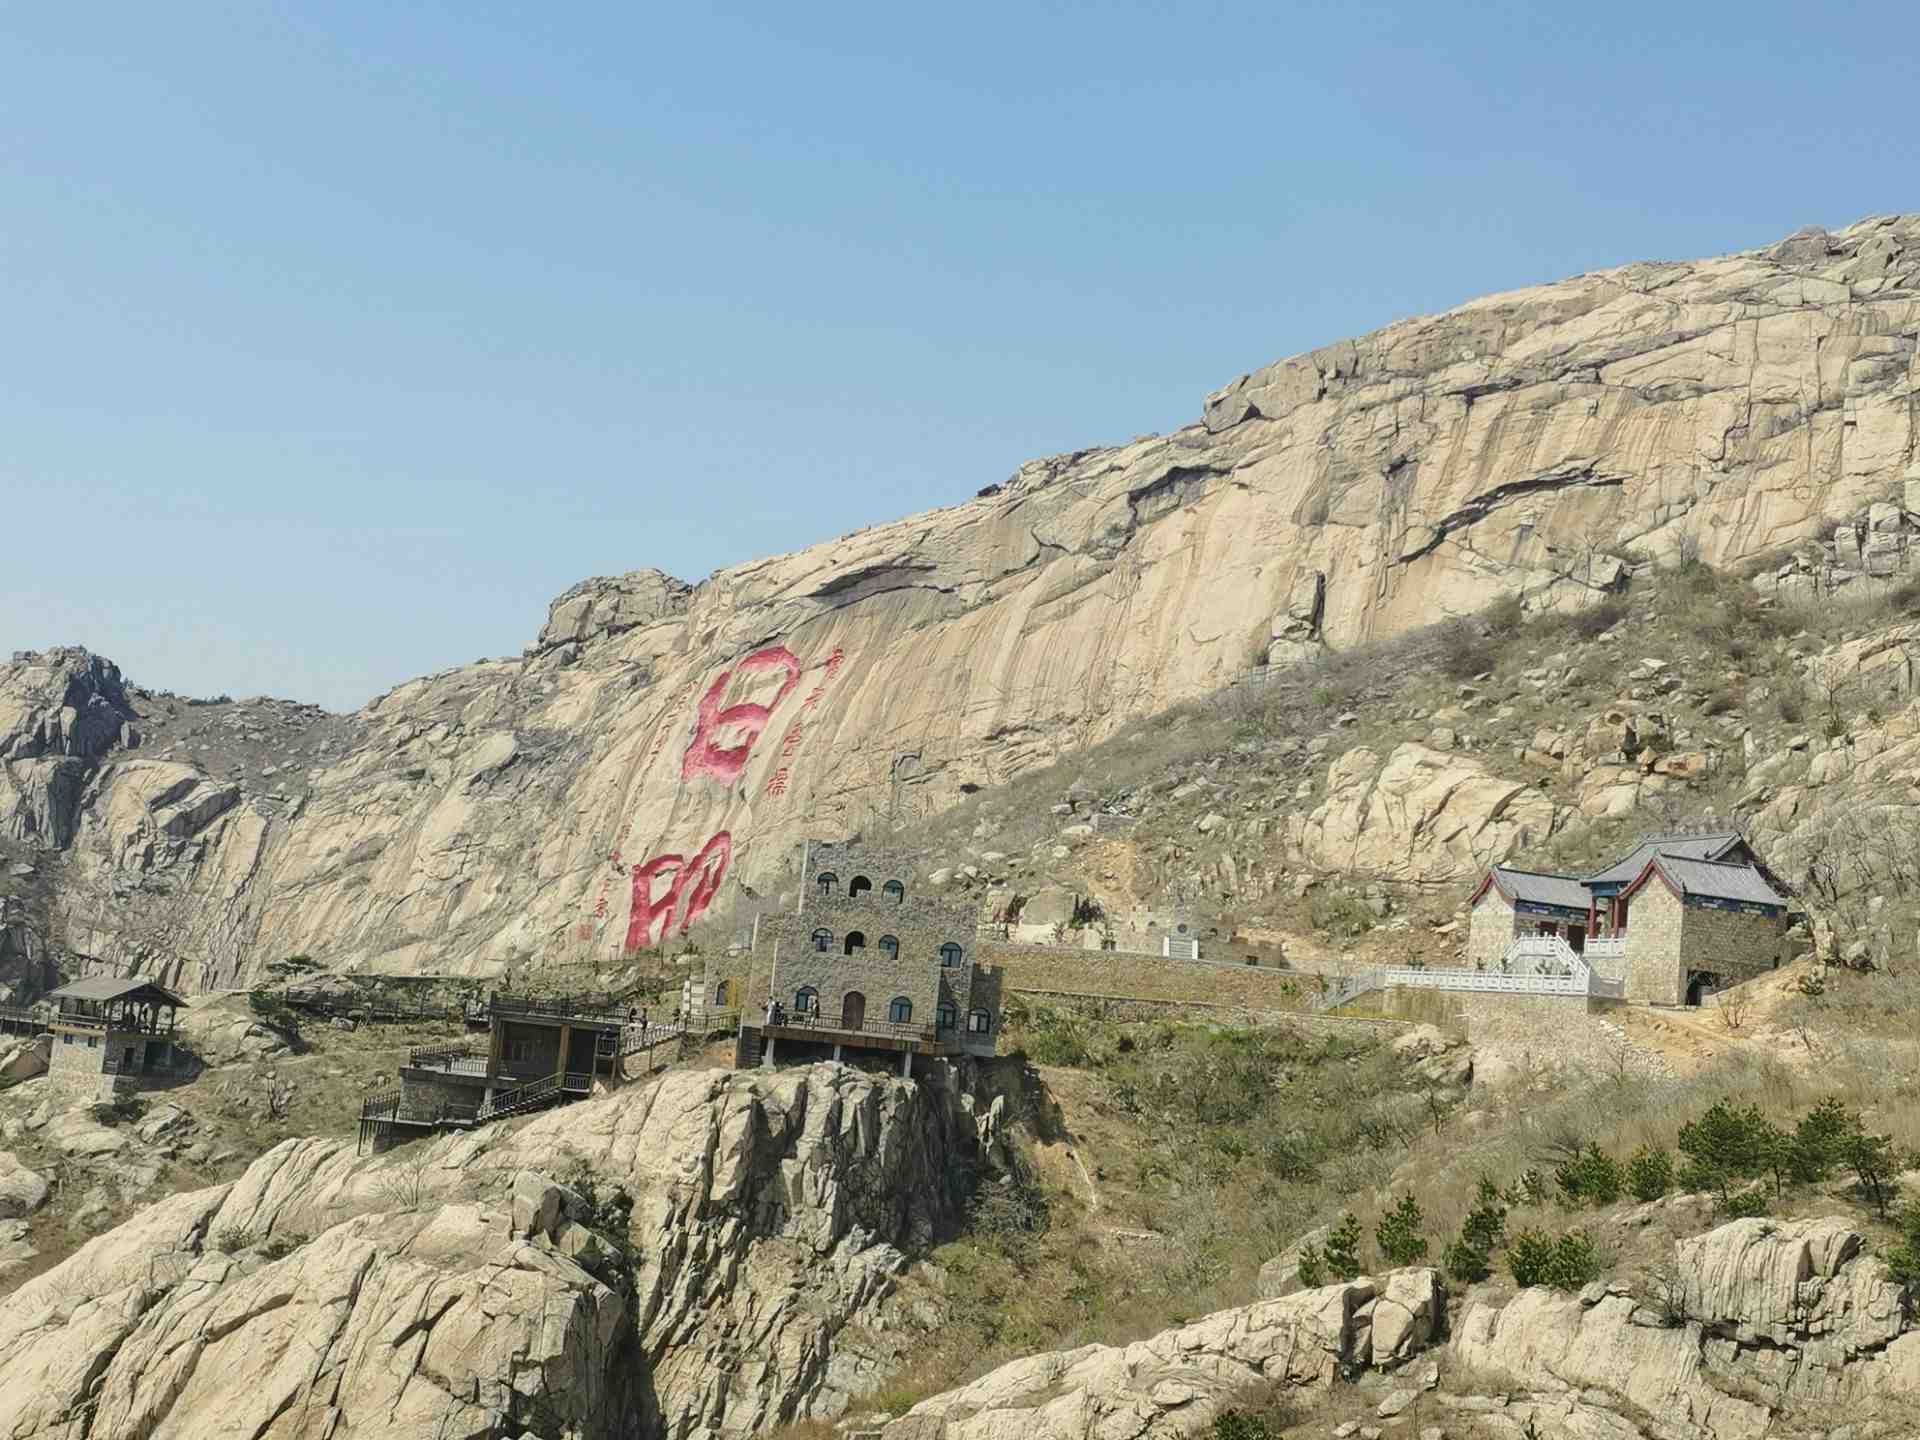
0, 1060, 1006, 1440
9, 216, 1920, 984
895, 1215, 1920, 1440
1454, 1217, 1920, 1439
1288, 742, 1562, 880
884, 1269, 1443, 1440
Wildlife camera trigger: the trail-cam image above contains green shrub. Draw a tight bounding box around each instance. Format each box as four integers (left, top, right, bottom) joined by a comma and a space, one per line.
1882, 1195, 1920, 1290
1507, 1229, 1603, 1290
1438, 621, 1500, 681
258, 1232, 308, 1261
1443, 1235, 1490, 1283
1841, 1124, 1906, 1217
1678, 1101, 1786, 1202
1211, 1400, 1302, 1440
1723, 1188, 1769, 1219
1562, 597, 1627, 640
1375, 1194, 1429, 1267
1294, 1243, 1325, 1290
1484, 593, 1525, 632
1323, 1212, 1364, 1281
1507, 1168, 1550, 1208
1555, 1145, 1624, 1207
1787, 1097, 1853, 1184
1627, 1146, 1673, 1202
1463, 1177, 1509, 1249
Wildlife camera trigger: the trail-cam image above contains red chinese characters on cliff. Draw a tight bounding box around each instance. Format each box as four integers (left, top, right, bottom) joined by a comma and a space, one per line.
680, 645, 801, 785
609, 643, 847, 949
624, 831, 733, 950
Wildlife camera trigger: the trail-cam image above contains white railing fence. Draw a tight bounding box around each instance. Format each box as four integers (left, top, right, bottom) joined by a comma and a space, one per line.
1315, 934, 1627, 1008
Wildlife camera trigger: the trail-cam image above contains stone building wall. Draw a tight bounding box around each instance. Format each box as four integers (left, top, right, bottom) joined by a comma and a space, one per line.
44, 1030, 130, 1104
398, 1073, 482, 1122
1466, 894, 1518, 970
770, 944, 942, 1028
1678, 904, 1788, 983
1623, 879, 1686, 1005
963, 967, 1003, 1056
984, 943, 1314, 1010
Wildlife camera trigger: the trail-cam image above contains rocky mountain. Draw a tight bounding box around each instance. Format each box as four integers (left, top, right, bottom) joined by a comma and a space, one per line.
5, 215, 1919, 988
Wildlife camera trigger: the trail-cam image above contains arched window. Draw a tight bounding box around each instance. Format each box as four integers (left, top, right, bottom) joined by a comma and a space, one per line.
882, 879, 906, 905
939, 942, 964, 968
817, 872, 838, 897
845, 930, 866, 955
794, 986, 819, 1014
966, 1008, 992, 1034
888, 996, 913, 1024
878, 934, 899, 959
811, 928, 833, 953
937, 1001, 957, 1031
712, 980, 731, 1005
849, 876, 873, 899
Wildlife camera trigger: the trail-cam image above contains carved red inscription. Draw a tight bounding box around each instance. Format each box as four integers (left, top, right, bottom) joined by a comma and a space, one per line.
680, 646, 801, 785
623, 830, 733, 950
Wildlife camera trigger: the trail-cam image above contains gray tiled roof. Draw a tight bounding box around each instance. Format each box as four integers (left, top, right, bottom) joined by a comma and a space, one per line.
1489, 866, 1592, 911
1588, 830, 1746, 885
1649, 856, 1788, 907
46, 975, 188, 1005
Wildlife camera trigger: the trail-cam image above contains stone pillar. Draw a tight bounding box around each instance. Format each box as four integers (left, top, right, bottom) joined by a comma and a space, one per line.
832, 1043, 842, 1061
900, 1050, 912, 1079
762, 1037, 776, 1068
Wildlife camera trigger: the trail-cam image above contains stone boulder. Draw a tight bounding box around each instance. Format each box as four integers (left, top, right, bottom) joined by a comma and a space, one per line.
0, 1150, 49, 1218
1257, 1223, 1332, 1298
884, 1271, 1442, 1440
174, 995, 292, 1064
1289, 744, 1560, 881
0, 1034, 47, 1081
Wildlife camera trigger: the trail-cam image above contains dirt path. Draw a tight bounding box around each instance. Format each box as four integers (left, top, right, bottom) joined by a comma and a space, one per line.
1608, 959, 1821, 1074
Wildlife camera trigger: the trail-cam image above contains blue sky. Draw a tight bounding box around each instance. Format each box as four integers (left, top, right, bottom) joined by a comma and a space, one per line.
2, 2, 1913, 710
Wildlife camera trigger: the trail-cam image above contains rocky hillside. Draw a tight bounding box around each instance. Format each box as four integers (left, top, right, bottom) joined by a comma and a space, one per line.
884, 1216, 1920, 1440
0, 1060, 1021, 1440
6, 215, 1920, 988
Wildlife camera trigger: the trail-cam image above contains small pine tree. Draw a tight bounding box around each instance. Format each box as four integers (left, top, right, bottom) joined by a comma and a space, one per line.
1375, 1194, 1428, 1266
1627, 1146, 1673, 1202
1678, 1101, 1786, 1204
1556, 1145, 1624, 1207
1323, 1212, 1364, 1281
1842, 1126, 1906, 1217
1788, 1097, 1853, 1184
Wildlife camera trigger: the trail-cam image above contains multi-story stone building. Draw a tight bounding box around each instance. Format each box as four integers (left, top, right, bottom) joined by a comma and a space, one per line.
741, 840, 1003, 1074
1468, 827, 1791, 1005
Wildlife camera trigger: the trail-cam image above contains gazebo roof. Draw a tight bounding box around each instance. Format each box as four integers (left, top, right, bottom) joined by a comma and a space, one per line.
46, 975, 188, 1008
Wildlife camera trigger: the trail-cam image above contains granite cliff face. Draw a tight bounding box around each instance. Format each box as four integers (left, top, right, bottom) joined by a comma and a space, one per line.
6, 215, 1920, 985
